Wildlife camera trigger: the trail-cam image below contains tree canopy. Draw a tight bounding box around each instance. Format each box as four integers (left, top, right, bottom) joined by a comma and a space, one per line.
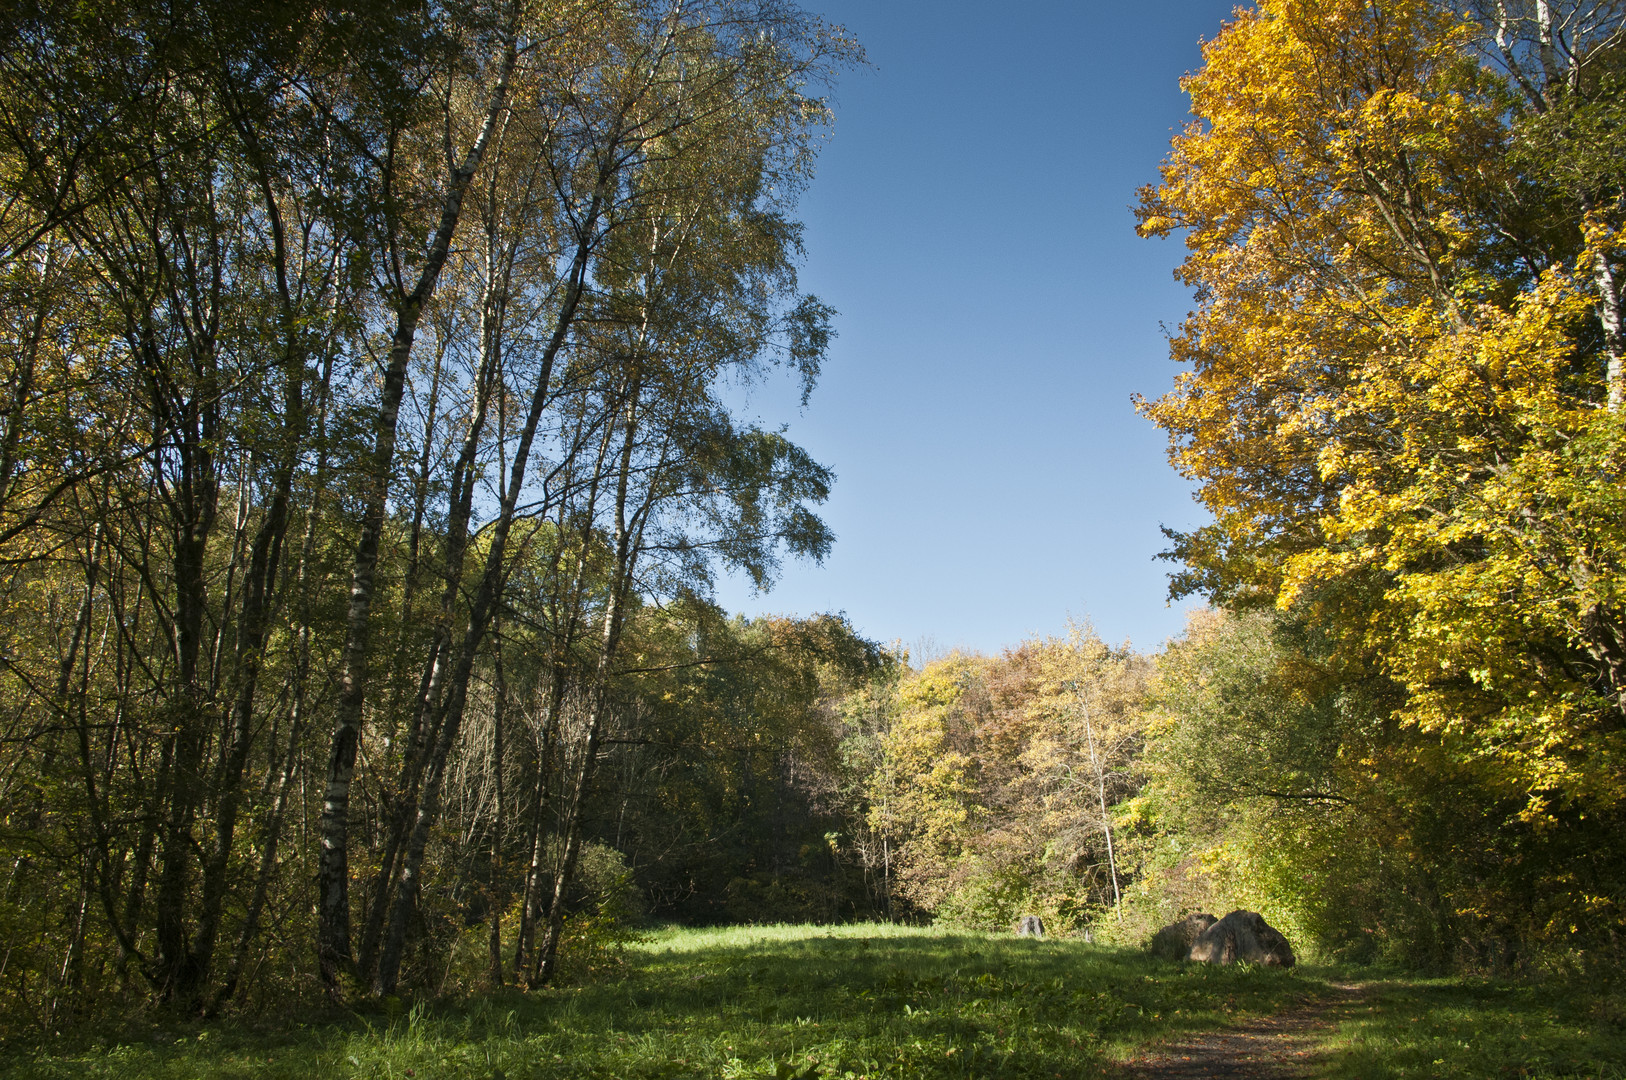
1135, 0, 1626, 966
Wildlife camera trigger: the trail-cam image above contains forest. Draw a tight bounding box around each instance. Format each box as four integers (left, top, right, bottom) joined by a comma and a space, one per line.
1, 0, 1624, 1063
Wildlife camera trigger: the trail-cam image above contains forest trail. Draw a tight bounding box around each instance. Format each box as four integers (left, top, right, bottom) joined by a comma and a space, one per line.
1115, 982, 1368, 1079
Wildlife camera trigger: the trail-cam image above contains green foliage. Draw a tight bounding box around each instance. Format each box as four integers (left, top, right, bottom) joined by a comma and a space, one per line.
1113, 609, 1380, 960
1122, 607, 1626, 971
547, 843, 646, 985
577, 606, 893, 926
931, 860, 1039, 932
0, 0, 860, 1022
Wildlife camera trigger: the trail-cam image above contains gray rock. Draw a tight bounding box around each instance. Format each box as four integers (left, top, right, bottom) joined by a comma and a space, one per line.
1148, 912, 1217, 960
1015, 914, 1045, 938
1188, 909, 1295, 967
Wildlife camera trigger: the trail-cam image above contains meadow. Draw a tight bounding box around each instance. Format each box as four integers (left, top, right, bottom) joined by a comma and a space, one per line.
4, 924, 1620, 1079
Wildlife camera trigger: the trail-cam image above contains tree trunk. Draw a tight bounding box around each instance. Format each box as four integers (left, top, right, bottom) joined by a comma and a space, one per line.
316, 32, 521, 992
371, 195, 598, 993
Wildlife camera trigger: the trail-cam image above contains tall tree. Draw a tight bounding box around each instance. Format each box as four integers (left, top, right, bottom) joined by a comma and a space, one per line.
1137, 0, 1626, 960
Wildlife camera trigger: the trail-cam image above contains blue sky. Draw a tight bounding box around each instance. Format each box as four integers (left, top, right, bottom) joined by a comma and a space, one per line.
713, 1, 1238, 656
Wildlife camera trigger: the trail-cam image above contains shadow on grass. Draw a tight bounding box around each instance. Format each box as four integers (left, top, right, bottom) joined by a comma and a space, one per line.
1323, 974, 1626, 1080
3, 926, 1331, 1080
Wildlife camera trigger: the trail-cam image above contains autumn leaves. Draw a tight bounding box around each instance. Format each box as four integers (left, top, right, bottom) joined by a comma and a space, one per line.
1137, 0, 1626, 957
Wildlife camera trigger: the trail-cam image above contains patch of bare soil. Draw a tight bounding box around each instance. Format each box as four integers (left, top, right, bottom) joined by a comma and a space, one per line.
1115, 983, 1367, 1079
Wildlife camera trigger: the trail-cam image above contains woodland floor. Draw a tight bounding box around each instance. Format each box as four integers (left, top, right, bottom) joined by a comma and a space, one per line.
4, 925, 1621, 1079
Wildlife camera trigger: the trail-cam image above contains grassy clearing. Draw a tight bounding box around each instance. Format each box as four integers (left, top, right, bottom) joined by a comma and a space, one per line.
3, 924, 1620, 1079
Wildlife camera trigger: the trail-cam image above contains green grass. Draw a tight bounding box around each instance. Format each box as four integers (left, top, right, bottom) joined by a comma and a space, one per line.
3, 924, 1621, 1079
1324, 973, 1626, 1079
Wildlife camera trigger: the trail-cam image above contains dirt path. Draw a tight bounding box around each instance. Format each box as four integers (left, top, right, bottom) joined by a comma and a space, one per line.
1114, 983, 1367, 1079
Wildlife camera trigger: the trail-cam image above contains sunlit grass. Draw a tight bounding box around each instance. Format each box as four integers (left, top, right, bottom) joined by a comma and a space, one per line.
5, 925, 1621, 1079
633, 921, 951, 952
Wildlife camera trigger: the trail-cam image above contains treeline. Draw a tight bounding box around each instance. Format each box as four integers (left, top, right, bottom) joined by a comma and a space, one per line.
0, 0, 861, 1028
825, 0, 1626, 977
6, 0, 1626, 1040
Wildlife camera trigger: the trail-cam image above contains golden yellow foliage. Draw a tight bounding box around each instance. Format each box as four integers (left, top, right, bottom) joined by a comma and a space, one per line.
870, 631, 1148, 929
1138, 0, 1626, 826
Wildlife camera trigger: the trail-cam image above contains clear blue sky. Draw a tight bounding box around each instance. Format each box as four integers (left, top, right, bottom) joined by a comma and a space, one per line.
713, 1, 1237, 657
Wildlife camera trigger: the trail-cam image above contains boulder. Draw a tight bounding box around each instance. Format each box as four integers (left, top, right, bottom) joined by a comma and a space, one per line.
1015, 914, 1045, 938
1187, 909, 1295, 967
1148, 912, 1216, 961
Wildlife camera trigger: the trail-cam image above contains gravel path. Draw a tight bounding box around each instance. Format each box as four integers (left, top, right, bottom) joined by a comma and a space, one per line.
1115, 983, 1367, 1079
